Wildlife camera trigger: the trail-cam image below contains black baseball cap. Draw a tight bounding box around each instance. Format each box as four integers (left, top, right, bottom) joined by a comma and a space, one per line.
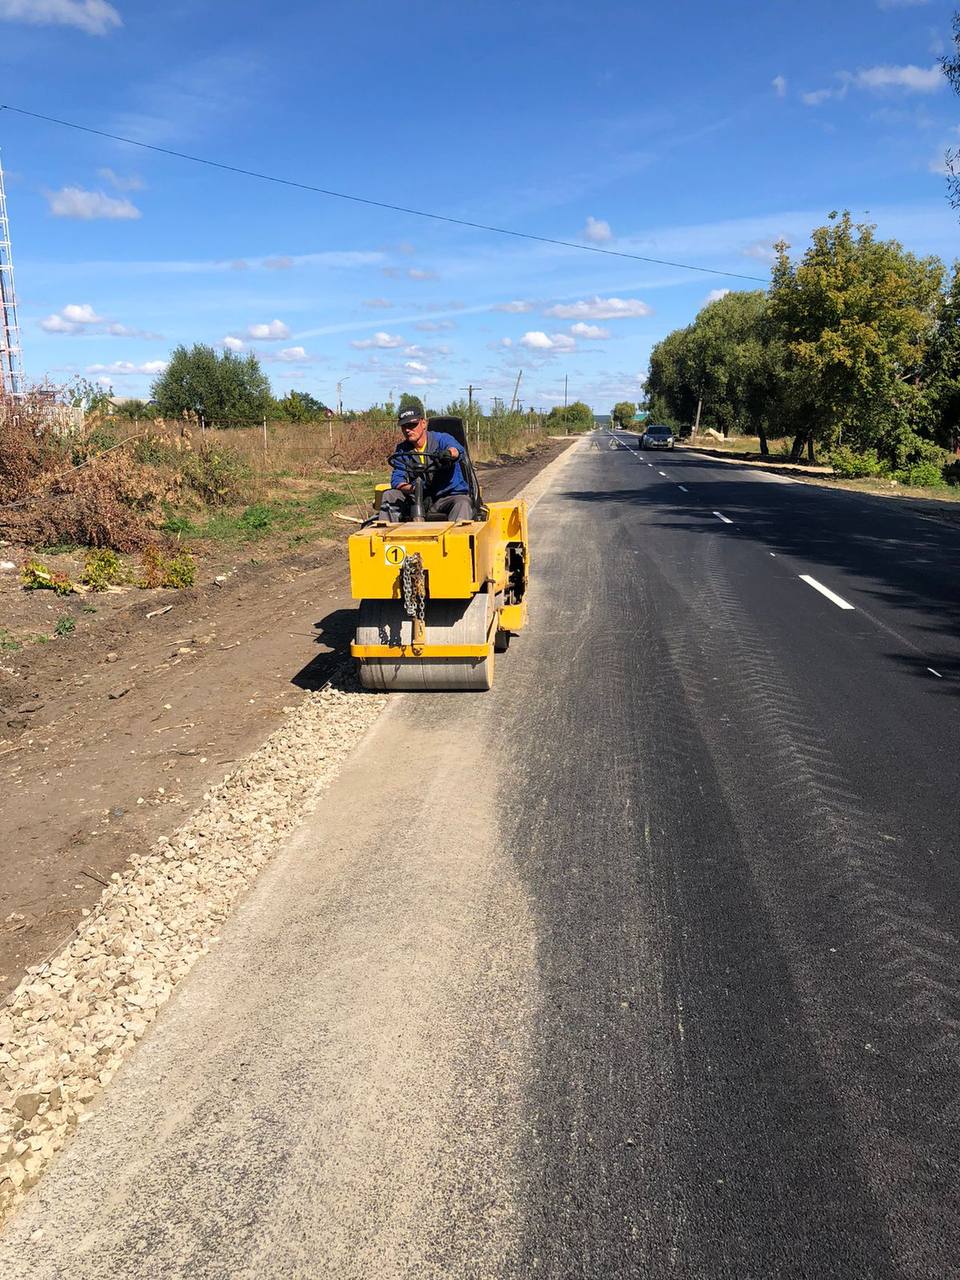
398, 407, 424, 427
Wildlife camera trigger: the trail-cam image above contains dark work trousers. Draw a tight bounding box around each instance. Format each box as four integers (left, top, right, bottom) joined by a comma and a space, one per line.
379, 490, 474, 522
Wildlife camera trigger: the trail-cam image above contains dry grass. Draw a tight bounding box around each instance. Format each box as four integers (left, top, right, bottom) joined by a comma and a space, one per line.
0, 410, 550, 556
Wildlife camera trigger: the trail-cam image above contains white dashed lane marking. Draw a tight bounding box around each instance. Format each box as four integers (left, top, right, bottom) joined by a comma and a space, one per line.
799, 574, 855, 611
712, 511, 734, 525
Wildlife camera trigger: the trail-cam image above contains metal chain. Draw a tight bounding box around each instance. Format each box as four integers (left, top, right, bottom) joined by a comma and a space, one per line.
400, 552, 426, 643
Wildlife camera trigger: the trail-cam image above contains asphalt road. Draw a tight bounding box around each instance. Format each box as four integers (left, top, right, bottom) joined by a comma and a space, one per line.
4, 434, 959, 1278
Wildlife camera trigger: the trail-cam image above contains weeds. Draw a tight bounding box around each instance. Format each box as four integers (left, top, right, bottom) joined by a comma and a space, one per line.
20, 560, 77, 595
182, 445, 252, 505
82, 548, 130, 591
54, 614, 76, 637
0, 628, 21, 652
138, 546, 196, 589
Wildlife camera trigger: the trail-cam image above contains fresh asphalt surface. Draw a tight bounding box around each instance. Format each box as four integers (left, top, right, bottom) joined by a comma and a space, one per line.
3, 433, 959, 1278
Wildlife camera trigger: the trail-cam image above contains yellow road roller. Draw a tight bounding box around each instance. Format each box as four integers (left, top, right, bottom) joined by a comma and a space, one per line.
348, 417, 529, 691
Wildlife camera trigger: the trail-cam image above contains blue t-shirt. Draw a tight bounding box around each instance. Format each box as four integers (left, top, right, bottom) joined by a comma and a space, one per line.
390, 430, 470, 498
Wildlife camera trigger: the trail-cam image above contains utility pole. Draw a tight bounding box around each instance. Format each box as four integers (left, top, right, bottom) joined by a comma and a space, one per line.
460, 384, 482, 448
335, 376, 350, 446
336, 377, 350, 417
509, 369, 523, 414
0, 152, 25, 401
563, 373, 568, 409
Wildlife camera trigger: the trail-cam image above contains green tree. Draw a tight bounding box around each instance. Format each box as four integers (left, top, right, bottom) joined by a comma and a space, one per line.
942, 13, 960, 212
398, 393, 425, 418
67, 376, 114, 415
546, 400, 593, 431
151, 345, 272, 427
276, 389, 330, 422
768, 212, 944, 463
612, 400, 637, 428
923, 261, 960, 452
645, 291, 785, 450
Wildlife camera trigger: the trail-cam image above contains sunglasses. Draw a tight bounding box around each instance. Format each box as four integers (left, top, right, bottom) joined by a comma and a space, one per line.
400, 422, 423, 430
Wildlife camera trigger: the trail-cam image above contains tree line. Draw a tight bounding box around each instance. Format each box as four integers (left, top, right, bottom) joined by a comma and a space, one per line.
644, 211, 960, 484
86, 346, 595, 438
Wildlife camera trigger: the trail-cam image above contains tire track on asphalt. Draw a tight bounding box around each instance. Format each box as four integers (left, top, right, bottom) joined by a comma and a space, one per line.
658, 530, 960, 1276
497, 448, 896, 1278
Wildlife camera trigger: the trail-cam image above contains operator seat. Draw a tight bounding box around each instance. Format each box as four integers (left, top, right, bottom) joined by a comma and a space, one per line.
426, 416, 487, 521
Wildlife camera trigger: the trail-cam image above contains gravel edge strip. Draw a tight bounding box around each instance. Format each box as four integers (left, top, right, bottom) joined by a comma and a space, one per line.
0, 671, 387, 1222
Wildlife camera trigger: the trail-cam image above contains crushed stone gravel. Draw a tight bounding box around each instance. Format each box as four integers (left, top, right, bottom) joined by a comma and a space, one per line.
0, 668, 386, 1223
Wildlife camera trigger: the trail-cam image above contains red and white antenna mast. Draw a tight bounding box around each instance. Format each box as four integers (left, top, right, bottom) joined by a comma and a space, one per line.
0, 152, 25, 400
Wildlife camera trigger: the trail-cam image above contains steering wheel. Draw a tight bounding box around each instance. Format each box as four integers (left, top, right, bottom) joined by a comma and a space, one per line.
387, 447, 455, 479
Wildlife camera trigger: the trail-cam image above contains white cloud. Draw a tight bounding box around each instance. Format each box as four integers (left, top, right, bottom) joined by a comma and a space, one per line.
383, 266, 438, 281
40, 303, 103, 333
40, 303, 161, 339
415, 318, 455, 332
405, 360, 428, 373
263, 255, 294, 270
742, 240, 778, 261
706, 288, 731, 303
494, 300, 533, 313
97, 168, 144, 192
246, 319, 290, 340
363, 297, 393, 309
929, 149, 952, 176
544, 296, 652, 320
106, 322, 162, 338
351, 331, 405, 349
222, 336, 246, 352
772, 75, 787, 98
275, 346, 309, 363
519, 331, 576, 353
803, 62, 944, 106
62, 303, 102, 324
853, 63, 943, 91
877, 0, 929, 8
46, 186, 141, 220
802, 88, 837, 106
0, 0, 121, 35
86, 359, 167, 376
582, 216, 613, 244
569, 322, 610, 340
500, 338, 513, 348
408, 375, 438, 386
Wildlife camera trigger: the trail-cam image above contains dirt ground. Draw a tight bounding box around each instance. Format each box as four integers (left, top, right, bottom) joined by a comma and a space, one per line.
0, 441, 568, 1000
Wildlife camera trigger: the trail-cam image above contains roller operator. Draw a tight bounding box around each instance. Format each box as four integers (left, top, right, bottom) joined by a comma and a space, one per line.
379, 406, 474, 522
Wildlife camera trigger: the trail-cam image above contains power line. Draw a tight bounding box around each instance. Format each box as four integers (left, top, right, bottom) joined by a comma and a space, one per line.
0, 103, 770, 285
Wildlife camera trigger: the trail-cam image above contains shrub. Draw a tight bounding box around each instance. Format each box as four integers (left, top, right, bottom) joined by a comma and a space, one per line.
237, 503, 274, 533
21, 559, 76, 595
164, 551, 196, 588
829, 446, 885, 479
137, 546, 196, 589
943, 458, 960, 486
183, 444, 252, 505
82, 548, 129, 590
54, 614, 76, 637
896, 460, 947, 489
132, 432, 178, 466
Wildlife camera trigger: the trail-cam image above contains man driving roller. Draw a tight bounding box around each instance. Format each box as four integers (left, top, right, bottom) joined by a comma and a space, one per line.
379, 406, 474, 522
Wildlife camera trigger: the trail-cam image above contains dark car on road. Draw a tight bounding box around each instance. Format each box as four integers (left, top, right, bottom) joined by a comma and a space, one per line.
639, 424, 675, 450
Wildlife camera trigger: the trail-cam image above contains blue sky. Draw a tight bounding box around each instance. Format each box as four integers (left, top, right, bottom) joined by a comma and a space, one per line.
1, 0, 958, 414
